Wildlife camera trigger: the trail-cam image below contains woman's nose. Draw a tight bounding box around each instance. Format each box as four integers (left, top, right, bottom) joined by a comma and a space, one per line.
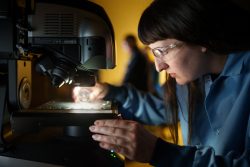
154, 58, 169, 72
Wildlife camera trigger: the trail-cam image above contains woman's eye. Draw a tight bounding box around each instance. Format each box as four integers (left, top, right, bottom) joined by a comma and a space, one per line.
163, 50, 169, 55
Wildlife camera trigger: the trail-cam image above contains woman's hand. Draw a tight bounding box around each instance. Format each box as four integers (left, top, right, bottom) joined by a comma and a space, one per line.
72, 82, 109, 102
89, 119, 158, 162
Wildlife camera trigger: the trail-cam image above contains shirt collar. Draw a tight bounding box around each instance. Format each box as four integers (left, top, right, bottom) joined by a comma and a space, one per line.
219, 51, 246, 77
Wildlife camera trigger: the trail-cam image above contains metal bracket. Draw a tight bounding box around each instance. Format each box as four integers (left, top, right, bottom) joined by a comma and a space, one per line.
0, 74, 7, 151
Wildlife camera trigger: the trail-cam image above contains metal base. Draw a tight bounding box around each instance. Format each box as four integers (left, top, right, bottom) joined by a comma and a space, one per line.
0, 128, 124, 167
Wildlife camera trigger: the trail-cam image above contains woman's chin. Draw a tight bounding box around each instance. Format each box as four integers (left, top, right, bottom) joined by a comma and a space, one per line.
175, 78, 189, 85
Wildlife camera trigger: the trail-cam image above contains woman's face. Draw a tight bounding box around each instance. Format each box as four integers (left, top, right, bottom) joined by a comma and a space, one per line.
149, 39, 208, 85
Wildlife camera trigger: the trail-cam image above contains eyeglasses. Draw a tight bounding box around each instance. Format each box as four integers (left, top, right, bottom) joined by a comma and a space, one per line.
151, 43, 183, 61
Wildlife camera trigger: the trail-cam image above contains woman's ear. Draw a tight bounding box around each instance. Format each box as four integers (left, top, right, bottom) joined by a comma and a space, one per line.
201, 46, 207, 53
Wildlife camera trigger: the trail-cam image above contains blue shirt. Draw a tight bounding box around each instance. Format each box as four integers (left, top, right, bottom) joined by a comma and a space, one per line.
105, 51, 250, 166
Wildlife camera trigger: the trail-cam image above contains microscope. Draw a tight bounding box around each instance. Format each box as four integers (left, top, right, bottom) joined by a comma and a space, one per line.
0, 0, 123, 166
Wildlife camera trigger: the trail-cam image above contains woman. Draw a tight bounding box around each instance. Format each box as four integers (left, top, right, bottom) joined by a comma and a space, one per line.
74, 0, 250, 166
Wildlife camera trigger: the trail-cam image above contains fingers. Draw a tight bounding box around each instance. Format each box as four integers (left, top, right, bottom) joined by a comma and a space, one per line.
89, 119, 139, 158
89, 83, 109, 100
72, 86, 92, 102
89, 119, 158, 162
93, 119, 137, 131
72, 83, 109, 102
92, 134, 131, 147
89, 120, 140, 142
90, 124, 133, 140
92, 135, 133, 159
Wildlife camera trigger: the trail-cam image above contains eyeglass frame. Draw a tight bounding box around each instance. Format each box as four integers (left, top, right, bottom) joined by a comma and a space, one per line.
151, 42, 183, 60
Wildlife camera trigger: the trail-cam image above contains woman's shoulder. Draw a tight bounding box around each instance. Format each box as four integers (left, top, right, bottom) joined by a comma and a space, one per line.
222, 50, 250, 76
235, 51, 250, 71
230, 50, 250, 60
